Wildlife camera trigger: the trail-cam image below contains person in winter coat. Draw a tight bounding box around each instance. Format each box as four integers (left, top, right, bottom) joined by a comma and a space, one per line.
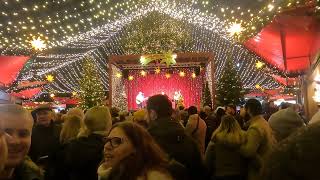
146, 95, 208, 180
262, 122, 320, 180
240, 99, 276, 180
268, 104, 305, 142
185, 106, 207, 156
64, 106, 112, 180
98, 122, 174, 180
205, 115, 248, 180
29, 105, 61, 171
0, 104, 43, 180
45, 115, 83, 180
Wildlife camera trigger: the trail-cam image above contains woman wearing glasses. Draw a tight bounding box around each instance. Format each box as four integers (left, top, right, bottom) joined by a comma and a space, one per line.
98, 122, 173, 180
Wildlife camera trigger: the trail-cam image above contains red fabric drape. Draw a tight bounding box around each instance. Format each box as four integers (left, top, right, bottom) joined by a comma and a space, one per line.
0, 56, 29, 86
125, 68, 204, 110
10, 87, 42, 99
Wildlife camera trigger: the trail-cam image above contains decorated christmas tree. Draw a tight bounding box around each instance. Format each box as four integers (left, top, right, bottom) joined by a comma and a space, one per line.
78, 57, 105, 110
216, 58, 244, 106
201, 81, 213, 108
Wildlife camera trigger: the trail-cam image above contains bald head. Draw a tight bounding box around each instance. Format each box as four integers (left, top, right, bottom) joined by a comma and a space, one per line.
0, 104, 33, 168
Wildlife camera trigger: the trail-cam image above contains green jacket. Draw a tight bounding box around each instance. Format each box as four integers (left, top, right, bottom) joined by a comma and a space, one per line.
12, 157, 44, 180
240, 115, 276, 180
205, 134, 248, 178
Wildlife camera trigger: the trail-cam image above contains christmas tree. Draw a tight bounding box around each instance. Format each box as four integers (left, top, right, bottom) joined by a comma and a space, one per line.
201, 81, 213, 108
216, 58, 244, 106
78, 57, 105, 110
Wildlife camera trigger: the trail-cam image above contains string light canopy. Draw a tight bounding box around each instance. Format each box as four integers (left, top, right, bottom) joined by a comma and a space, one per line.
0, 0, 317, 55
6, 0, 312, 94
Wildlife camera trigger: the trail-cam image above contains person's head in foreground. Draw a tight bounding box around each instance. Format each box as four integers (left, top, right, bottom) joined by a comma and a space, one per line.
0, 118, 8, 172
262, 122, 320, 180
67, 108, 85, 120
146, 95, 173, 122
211, 115, 245, 146
244, 98, 263, 118
60, 115, 82, 144
98, 122, 172, 180
79, 106, 112, 137
0, 104, 33, 177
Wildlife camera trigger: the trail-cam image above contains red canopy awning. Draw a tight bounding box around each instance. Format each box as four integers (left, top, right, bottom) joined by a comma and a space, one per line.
0, 56, 30, 86
10, 87, 42, 99
245, 7, 320, 73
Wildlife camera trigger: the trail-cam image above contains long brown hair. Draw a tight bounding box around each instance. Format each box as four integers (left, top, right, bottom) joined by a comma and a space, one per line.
107, 122, 169, 180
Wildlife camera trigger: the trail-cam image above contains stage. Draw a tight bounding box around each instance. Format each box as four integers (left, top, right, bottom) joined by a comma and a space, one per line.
109, 52, 215, 110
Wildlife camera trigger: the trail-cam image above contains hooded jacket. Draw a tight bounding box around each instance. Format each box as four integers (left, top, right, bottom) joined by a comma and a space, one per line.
205, 131, 248, 178
148, 117, 208, 180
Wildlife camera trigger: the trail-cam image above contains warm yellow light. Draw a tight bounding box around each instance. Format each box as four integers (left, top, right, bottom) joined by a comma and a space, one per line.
50, 93, 55, 98
165, 73, 171, 79
255, 84, 261, 89
116, 73, 122, 78
140, 56, 146, 65
30, 37, 46, 50
179, 71, 185, 77
228, 23, 243, 37
155, 67, 161, 74
256, 61, 265, 69
72, 92, 77, 96
268, 4, 275, 11
128, 76, 134, 81
192, 73, 196, 78
46, 75, 54, 82
140, 70, 147, 77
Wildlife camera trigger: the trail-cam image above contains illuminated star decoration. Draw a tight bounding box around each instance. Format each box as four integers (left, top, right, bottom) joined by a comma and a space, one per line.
192, 73, 197, 78
140, 70, 147, 77
116, 73, 122, 78
46, 75, 54, 82
165, 73, 171, 79
128, 76, 134, 81
256, 61, 265, 69
179, 71, 185, 77
228, 22, 243, 37
155, 67, 161, 74
160, 52, 177, 67
30, 37, 46, 51
72, 92, 77, 96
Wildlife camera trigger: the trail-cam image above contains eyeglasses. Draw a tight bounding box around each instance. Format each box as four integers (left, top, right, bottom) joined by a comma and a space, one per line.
104, 137, 124, 148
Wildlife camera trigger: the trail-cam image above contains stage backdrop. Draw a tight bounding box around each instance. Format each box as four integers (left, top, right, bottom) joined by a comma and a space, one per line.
125, 68, 204, 110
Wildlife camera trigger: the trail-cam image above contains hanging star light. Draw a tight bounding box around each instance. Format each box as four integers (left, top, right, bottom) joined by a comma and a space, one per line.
256, 61, 265, 69
116, 73, 122, 78
128, 76, 134, 81
179, 71, 186, 77
46, 75, 54, 82
192, 73, 197, 78
228, 22, 243, 37
155, 67, 161, 74
30, 37, 46, 51
165, 73, 171, 79
140, 70, 147, 77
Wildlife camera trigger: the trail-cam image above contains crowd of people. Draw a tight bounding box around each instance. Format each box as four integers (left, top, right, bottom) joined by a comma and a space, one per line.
0, 94, 319, 180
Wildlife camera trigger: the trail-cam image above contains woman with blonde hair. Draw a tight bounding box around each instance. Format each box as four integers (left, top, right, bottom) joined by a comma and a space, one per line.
60, 115, 82, 144
65, 106, 112, 180
205, 115, 248, 180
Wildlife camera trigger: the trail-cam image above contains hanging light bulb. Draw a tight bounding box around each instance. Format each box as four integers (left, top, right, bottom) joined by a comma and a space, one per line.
140, 70, 147, 77
179, 71, 185, 77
